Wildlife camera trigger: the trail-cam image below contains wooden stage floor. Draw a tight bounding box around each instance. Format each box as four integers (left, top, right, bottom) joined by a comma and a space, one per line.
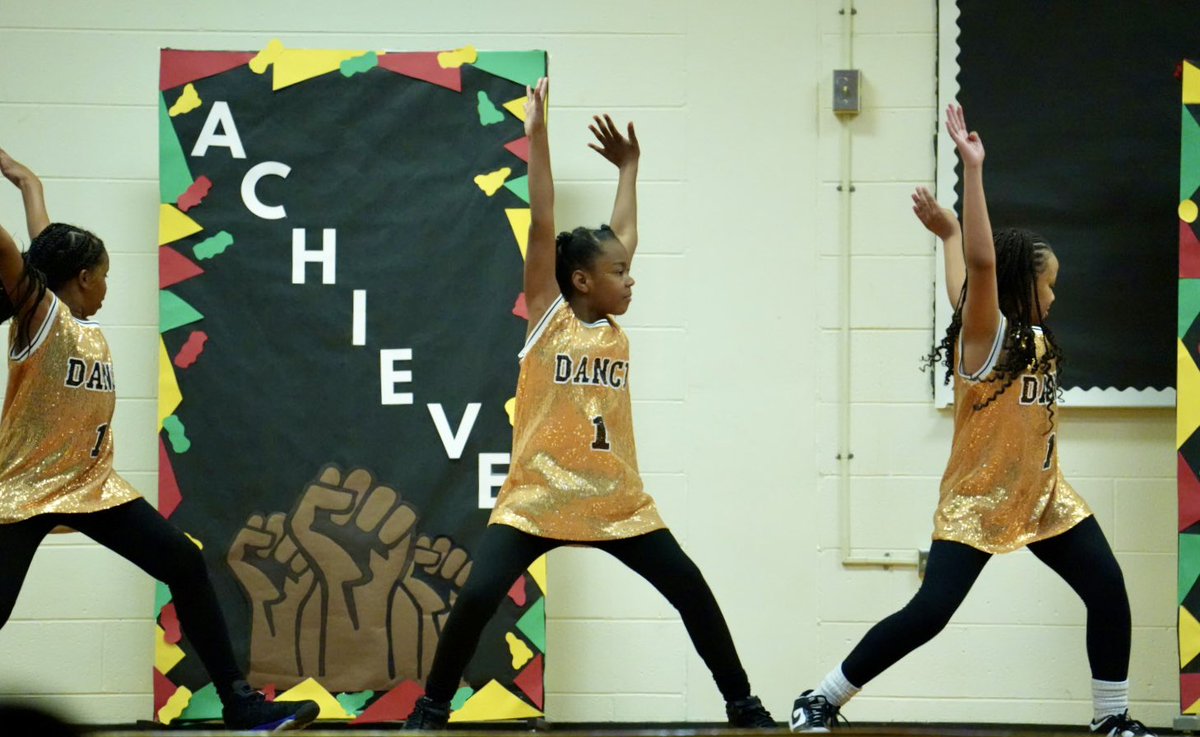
79, 725, 1163, 736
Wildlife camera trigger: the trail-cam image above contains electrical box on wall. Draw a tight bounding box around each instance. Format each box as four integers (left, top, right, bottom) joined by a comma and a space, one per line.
833, 69, 861, 114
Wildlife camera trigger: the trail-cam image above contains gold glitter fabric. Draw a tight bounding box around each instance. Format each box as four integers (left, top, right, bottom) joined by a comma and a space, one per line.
489, 296, 665, 541
934, 318, 1090, 554
0, 296, 140, 524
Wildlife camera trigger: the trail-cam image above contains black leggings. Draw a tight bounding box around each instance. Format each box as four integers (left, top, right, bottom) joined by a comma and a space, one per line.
0, 499, 243, 697
424, 524, 751, 703
842, 515, 1130, 686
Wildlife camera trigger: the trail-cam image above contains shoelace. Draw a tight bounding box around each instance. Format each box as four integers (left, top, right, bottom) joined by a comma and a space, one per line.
1107, 714, 1150, 737
806, 697, 851, 730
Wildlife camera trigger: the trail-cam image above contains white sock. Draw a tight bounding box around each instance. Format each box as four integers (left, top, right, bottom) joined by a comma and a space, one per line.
1092, 678, 1129, 722
816, 665, 861, 708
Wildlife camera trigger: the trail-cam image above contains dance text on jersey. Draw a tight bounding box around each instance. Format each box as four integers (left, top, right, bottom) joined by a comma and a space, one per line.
553, 354, 628, 389
65, 358, 115, 393
1018, 372, 1056, 406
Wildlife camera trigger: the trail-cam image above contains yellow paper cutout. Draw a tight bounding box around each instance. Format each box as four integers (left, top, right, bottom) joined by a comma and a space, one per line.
158, 204, 203, 247
157, 684, 192, 725
249, 39, 366, 90
474, 168, 511, 197
277, 677, 351, 720
527, 554, 547, 594
1183, 199, 1199, 224
1188, 694, 1200, 715
503, 96, 527, 122
1181, 340, 1200, 448
504, 396, 516, 426
505, 632, 534, 669
249, 39, 285, 74
155, 625, 185, 674
448, 680, 542, 722
505, 209, 531, 260
1186, 61, 1200, 105
168, 84, 202, 117
185, 532, 204, 550
1182, 606, 1200, 667
158, 340, 182, 431
438, 45, 477, 69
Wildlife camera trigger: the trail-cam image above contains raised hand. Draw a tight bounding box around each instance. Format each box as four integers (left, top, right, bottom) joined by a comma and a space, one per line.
524, 77, 548, 138
0, 148, 35, 188
588, 115, 639, 170
912, 186, 959, 240
227, 512, 318, 686
945, 104, 984, 168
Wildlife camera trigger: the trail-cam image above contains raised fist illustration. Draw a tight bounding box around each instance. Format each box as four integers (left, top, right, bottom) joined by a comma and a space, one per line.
227, 511, 318, 686
394, 533, 474, 679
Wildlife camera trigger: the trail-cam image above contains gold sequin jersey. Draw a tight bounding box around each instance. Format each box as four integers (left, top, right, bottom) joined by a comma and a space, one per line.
0, 296, 140, 524
934, 315, 1090, 554
489, 295, 666, 540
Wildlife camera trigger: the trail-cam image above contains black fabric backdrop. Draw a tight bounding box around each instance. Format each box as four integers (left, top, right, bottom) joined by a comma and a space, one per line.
954, 1, 1194, 392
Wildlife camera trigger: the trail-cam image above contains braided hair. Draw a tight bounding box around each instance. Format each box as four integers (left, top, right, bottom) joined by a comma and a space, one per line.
0, 223, 106, 349
554, 224, 617, 298
925, 227, 1063, 432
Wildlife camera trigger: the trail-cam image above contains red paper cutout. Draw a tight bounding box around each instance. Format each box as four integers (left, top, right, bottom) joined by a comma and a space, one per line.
1183, 221, 1200, 279
513, 654, 544, 708
160, 50, 257, 91
1183, 672, 1200, 712
174, 331, 209, 369
177, 176, 213, 213
507, 574, 527, 607
354, 679, 424, 723
512, 292, 528, 320
1181, 453, 1200, 532
263, 684, 276, 701
159, 438, 183, 519
377, 53, 462, 92
504, 137, 530, 163
153, 668, 177, 713
160, 602, 182, 644
159, 247, 205, 290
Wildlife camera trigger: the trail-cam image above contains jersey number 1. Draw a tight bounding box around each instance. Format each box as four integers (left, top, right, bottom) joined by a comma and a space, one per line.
591, 416, 611, 451
1041, 432, 1056, 471
91, 423, 109, 458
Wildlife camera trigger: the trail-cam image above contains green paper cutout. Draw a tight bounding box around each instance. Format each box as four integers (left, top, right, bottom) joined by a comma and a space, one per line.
503, 175, 529, 204
155, 581, 172, 615
451, 686, 474, 712
336, 690, 374, 715
477, 91, 504, 126
340, 51, 379, 78
1182, 534, 1200, 604
163, 415, 192, 454
1183, 107, 1200, 201
1180, 280, 1200, 338
179, 682, 222, 721
515, 596, 545, 652
193, 230, 234, 260
159, 95, 194, 205
160, 290, 204, 333
472, 51, 546, 88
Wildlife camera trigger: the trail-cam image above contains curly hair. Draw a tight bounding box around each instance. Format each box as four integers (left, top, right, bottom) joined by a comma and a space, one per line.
925, 227, 1062, 433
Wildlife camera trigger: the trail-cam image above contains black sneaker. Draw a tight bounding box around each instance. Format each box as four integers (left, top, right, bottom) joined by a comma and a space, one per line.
1091, 711, 1156, 737
726, 695, 776, 728
789, 689, 841, 733
403, 696, 451, 731
222, 680, 319, 732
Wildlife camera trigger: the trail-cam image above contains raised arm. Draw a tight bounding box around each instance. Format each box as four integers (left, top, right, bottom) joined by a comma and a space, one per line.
0, 149, 50, 240
588, 115, 640, 260
945, 105, 1000, 374
523, 78, 559, 329
912, 186, 964, 306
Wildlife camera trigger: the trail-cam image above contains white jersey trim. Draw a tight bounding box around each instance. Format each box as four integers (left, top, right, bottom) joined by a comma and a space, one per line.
957, 313, 1007, 382
11, 295, 60, 363
518, 295, 565, 360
